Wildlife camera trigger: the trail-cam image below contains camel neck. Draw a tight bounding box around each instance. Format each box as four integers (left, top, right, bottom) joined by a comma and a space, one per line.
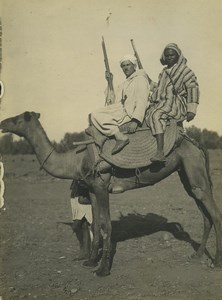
26, 120, 83, 179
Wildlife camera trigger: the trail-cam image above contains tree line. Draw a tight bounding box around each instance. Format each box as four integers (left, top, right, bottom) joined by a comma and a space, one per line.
1, 126, 222, 155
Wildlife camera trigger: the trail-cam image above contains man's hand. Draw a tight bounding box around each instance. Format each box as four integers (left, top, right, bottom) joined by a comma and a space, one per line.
187, 112, 195, 122
125, 120, 138, 133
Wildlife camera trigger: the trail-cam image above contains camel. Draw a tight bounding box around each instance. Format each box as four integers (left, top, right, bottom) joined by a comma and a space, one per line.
0, 111, 222, 277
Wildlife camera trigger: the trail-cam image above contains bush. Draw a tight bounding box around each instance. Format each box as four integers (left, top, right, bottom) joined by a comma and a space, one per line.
0, 134, 34, 154
186, 126, 222, 149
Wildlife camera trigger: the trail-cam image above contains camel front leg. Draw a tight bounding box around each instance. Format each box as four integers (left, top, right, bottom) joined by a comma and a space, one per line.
83, 192, 100, 267
93, 180, 112, 276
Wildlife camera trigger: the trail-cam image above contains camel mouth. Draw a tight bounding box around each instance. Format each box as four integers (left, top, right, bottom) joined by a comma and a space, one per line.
0, 123, 8, 133
1, 129, 8, 133
0, 127, 8, 133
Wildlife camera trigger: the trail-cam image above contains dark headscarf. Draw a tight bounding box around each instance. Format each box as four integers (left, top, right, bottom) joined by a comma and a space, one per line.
160, 43, 186, 66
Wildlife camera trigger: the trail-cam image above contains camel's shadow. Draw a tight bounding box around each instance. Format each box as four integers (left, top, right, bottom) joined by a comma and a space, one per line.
60, 212, 212, 266
110, 212, 212, 264
112, 212, 192, 242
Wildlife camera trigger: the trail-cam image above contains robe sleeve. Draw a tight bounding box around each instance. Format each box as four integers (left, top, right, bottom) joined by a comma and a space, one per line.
131, 76, 150, 123
184, 74, 200, 113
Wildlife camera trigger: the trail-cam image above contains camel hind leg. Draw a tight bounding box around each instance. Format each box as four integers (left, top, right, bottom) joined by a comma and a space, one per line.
179, 140, 222, 267
178, 167, 213, 258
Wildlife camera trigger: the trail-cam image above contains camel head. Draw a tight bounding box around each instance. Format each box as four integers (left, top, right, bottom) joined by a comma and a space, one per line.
0, 111, 40, 137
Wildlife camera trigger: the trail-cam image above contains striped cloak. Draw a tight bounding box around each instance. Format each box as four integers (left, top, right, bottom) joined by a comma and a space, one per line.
147, 51, 200, 135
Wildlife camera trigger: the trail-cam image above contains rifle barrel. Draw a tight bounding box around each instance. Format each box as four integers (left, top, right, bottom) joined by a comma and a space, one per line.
130, 39, 152, 84
131, 39, 143, 69
102, 36, 114, 91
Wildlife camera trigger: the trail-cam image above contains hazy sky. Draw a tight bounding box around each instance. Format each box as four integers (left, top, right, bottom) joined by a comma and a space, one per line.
1, 0, 222, 141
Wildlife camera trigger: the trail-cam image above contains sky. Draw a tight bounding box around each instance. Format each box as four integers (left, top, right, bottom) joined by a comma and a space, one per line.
0, 0, 222, 142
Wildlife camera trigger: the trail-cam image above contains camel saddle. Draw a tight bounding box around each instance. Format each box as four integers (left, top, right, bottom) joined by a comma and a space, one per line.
85, 120, 182, 169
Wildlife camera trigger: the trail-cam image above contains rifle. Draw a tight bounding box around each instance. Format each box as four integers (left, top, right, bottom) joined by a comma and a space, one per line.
130, 39, 152, 84
102, 36, 115, 106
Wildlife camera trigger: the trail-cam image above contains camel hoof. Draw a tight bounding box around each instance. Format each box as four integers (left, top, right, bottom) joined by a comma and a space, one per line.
213, 259, 222, 268
94, 267, 110, 277
83, 259, 98, 268
189, 252, 202, 261
73, 255, 89, 261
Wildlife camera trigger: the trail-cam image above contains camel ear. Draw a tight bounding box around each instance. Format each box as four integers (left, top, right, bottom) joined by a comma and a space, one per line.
30, 111, 40, 119
24, 111, 32, 122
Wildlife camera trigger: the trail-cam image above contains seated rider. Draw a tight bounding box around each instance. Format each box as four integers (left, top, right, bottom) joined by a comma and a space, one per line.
90, 54, 150, 155
147, 43, 200, 163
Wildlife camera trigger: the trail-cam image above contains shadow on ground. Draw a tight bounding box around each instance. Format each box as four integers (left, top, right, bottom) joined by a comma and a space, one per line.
61, 212, 212, 267
110, 212, 212, 266
112, 212, 193, 243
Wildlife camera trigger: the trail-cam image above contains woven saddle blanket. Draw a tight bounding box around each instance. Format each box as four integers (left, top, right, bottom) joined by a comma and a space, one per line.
87, 120, 180, 169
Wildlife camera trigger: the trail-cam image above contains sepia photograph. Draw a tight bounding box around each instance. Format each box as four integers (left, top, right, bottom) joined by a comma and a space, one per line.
0, 0, 222, 299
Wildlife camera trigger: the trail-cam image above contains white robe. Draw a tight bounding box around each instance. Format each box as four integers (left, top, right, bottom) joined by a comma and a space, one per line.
91, 69, 150, 136
70, 197, 92, 224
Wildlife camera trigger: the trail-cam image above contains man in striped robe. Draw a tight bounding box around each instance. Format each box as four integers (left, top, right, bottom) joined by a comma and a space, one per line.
147, 43, 200, 162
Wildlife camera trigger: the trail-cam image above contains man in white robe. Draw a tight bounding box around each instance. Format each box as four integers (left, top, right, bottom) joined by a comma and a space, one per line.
90, 55, 150, 155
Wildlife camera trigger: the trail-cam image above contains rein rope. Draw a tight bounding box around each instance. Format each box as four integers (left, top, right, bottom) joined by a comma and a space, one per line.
39, 148, 55, 171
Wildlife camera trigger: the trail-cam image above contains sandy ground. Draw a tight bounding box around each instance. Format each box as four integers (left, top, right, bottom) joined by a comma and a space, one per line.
0, 151, 222, 300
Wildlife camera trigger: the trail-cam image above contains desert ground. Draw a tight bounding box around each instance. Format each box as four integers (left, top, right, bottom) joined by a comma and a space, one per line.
0, 150, 222, 300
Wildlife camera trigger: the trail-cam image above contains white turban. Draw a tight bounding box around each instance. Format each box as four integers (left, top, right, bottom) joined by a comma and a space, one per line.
120, 54, 137, 67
